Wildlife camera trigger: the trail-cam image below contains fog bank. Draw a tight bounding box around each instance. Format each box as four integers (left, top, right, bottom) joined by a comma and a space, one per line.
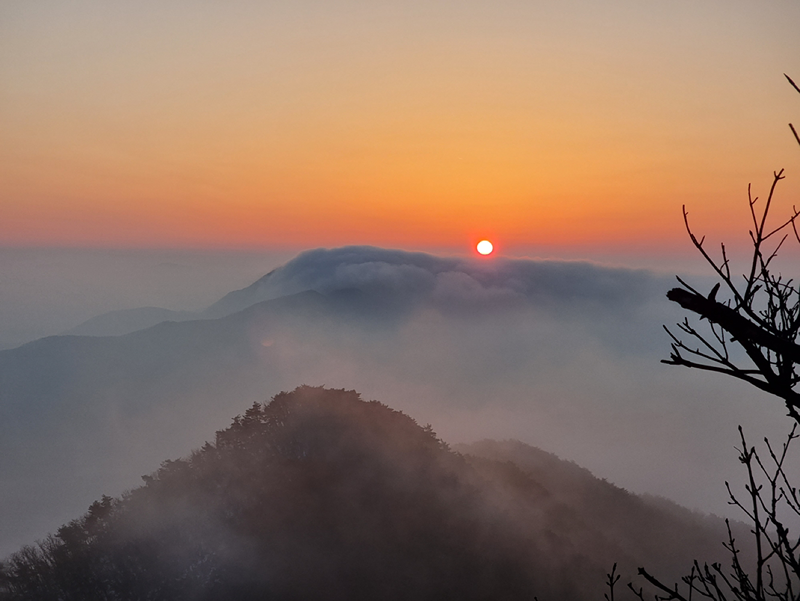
0, 246, 791, 556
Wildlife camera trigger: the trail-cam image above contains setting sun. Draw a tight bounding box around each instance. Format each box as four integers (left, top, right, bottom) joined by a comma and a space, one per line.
476, 240, 494, 255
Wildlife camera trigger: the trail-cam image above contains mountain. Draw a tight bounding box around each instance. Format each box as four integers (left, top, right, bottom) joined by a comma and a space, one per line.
70, 245, 664, 337
65, 306, 198, 337
0, 290, 340, 555
203, 268, 279, 318
455, 440, 750, 581
1, 245, 745, 561
0, 386, 740, 601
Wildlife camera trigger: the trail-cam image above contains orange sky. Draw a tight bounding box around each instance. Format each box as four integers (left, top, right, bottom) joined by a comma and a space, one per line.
2, 1, 799, 255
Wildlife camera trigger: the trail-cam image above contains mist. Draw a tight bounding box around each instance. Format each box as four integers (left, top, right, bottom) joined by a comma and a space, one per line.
0, 245, 791, 558
0, 247, 298, 350
2, 386, 756, 600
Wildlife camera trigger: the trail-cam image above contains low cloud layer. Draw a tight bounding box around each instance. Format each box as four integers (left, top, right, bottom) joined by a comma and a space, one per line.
208, 246, 658, 317
0, 246, 791, 556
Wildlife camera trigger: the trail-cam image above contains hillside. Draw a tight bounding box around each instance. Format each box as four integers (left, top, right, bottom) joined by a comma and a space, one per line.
0, 248, 683, 559
456, 440, 751, 585
1, 387, 738, 601
65, 306, 198, 337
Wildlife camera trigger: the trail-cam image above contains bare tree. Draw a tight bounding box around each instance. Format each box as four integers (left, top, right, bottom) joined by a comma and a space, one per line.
608, 74, 800, 601
663, 74, 800, 423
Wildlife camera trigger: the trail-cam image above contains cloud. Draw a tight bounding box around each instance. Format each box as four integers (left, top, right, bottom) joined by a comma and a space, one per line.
208, 245, 660, 318
0, 246, 791, 557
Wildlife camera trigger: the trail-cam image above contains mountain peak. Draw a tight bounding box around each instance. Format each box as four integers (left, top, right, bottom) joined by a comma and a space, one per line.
1, 386, 742, 601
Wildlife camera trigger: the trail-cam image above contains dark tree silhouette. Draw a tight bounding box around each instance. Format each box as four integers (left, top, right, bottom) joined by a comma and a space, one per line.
609, 74, 800, 601
0, 386, 740, 601
663, 74, 800, 423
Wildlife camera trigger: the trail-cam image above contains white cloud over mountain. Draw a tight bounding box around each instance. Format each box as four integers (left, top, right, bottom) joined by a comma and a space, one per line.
0, 246, 790, 557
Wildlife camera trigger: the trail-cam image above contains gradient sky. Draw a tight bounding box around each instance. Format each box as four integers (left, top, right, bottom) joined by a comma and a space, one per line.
2, 1, 800, 253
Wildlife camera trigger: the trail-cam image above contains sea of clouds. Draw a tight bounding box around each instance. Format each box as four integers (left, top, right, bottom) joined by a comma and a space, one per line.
0, 246, 793, 556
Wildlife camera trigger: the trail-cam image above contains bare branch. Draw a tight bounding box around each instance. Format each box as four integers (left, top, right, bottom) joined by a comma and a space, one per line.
786, 73, 800, 96
640, 72, 800, 601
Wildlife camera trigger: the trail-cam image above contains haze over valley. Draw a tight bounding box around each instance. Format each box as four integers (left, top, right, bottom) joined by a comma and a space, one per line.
0, 246, 791, 559
3, 2, 800, 598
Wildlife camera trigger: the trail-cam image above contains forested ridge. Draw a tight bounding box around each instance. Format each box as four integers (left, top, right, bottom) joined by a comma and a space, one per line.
0, 386, 740, 600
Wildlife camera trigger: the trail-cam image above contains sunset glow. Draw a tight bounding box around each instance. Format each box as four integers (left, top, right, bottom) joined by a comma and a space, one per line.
1, 2, 799, 255
4, 1, 800, 574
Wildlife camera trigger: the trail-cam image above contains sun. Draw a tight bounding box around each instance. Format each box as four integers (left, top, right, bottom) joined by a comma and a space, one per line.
476, 240, 494, 255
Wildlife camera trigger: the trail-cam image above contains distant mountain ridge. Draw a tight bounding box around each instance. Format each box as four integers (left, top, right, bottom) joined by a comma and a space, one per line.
65, 306, 198, 336
0, 244, 698, 560
63, 245, 663, 338
203, 268, 278, 318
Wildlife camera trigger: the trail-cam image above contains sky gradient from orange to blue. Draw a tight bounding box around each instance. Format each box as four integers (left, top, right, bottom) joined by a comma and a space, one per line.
2, 1, 800, 255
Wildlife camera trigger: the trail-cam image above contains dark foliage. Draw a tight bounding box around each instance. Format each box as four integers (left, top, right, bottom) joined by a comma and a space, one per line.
0, 386, 734, 601
0, 387, 549, 600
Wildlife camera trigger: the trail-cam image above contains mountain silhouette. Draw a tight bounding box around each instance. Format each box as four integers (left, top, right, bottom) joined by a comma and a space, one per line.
0, 246, 706, 560
0, 386, 740, 601
0, 290, 339, 552
64, 246, 662, 337
65, 306, 198, 337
